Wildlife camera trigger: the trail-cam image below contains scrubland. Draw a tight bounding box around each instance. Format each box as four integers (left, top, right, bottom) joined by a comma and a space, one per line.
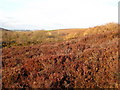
1, 23, 119, 88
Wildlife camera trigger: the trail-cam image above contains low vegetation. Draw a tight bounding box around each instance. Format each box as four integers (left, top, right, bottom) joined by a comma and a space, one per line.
1, 23, 119, 88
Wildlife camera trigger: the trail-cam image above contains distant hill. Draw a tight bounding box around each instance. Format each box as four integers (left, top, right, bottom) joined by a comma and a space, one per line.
0, 28, 10, 31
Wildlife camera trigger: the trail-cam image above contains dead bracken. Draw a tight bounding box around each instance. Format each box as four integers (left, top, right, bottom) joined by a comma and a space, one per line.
2, 23, 119, 88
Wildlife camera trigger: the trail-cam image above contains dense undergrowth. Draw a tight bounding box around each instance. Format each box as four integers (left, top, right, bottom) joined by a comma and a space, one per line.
1, 23, 119, 88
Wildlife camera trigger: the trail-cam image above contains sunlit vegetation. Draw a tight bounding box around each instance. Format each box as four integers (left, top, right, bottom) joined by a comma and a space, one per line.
1, 23, 119, 88
1, 23, 117, 48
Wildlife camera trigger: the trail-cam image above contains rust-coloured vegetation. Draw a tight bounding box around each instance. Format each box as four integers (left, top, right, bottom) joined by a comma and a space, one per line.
1, 23, 119, 88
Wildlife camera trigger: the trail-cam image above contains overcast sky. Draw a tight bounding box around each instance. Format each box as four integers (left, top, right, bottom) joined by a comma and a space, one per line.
0, 0, 119, 30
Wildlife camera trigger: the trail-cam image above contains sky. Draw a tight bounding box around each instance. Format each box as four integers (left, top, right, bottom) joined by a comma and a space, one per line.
0, 0, 119, 30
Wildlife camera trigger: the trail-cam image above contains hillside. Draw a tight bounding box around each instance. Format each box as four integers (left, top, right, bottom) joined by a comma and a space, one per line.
1, 23, 118, 47
2, 23, 119, 88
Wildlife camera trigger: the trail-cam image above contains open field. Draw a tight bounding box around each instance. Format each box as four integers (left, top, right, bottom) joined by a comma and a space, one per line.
1, 23, 119, 88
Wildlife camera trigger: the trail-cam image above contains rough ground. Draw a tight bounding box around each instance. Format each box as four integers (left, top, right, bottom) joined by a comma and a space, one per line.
2, 23, 119, 88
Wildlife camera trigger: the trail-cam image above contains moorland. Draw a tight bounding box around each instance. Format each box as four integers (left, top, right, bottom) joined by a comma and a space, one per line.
1, 23, 119, 88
